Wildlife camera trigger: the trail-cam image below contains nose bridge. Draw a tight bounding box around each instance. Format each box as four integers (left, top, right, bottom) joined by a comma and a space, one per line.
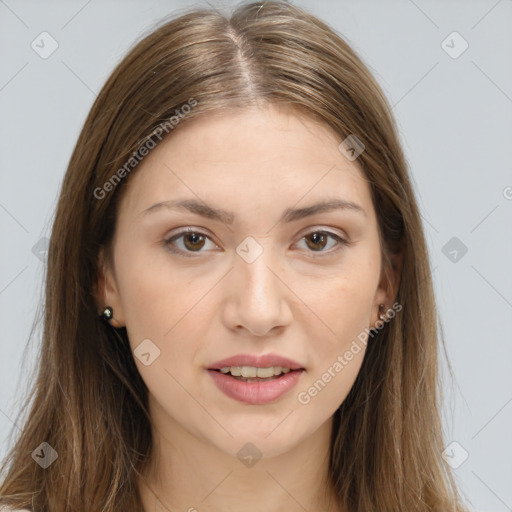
225, 236, 292, 335
236, 241, 280, 304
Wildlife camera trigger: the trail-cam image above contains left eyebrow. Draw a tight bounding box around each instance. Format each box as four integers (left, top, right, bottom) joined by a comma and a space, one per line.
140, 197, 367, 224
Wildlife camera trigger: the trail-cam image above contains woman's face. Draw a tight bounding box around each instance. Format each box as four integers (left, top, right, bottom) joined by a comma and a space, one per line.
100, 105, 394, 459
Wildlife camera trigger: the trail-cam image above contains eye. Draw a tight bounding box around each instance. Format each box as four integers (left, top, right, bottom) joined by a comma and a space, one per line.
295, 230, 349, 255
163, 229, 219, 256
163, 228, 350, 258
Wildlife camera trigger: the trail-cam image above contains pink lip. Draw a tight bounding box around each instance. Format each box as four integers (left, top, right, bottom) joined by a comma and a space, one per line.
207, 368, 305, 405
207, 353, 304, 371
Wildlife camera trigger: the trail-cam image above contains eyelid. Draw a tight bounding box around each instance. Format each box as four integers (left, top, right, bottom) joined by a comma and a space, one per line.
296, 225, 349, 242
292, 229, 350, 257
163, 226, 351, 257
163, 227, 220, 257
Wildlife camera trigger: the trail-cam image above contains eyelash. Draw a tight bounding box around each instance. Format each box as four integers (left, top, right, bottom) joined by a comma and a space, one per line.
163, 228, 351, 258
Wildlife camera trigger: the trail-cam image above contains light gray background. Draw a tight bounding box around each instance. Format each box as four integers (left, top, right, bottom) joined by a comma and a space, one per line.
1, 1, 511, 510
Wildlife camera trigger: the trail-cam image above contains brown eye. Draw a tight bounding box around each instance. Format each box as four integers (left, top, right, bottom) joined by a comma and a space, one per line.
164, 230, 218, 256
305, 232, 329, 251
182, 233, 206, 251
296, 230, 348, 255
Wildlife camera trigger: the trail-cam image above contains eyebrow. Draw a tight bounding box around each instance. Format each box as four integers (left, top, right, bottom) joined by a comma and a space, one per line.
140, 197, 366, 224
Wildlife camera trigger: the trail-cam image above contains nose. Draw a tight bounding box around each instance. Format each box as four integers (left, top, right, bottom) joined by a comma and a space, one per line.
221, 247, 293, 337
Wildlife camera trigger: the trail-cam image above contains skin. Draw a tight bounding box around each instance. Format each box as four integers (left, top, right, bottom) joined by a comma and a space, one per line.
97, 105, 401, 512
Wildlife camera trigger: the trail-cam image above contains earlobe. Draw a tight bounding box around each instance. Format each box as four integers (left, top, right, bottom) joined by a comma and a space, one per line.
95, 248, 126, 328
372, 248, 403, 327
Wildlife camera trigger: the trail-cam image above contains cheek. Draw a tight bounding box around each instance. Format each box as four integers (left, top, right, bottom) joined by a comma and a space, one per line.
113, 240, 183, 346
113, 245, 208, 405
114, 240, 214, 369
305, 247, 380, 342
294, 282, 372, 415
295, 246, 380, 405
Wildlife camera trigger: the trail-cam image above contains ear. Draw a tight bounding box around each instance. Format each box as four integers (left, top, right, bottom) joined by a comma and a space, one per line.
94, 247, 126, 328
371, 247, 403, 326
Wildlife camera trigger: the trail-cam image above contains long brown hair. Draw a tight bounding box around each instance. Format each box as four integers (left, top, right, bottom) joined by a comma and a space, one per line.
0, 1, 468, 510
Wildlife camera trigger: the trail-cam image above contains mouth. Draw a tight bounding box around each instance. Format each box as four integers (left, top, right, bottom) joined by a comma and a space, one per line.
209, 365, 304, 382
206, 366, 306, 405
206, 353, 306, 404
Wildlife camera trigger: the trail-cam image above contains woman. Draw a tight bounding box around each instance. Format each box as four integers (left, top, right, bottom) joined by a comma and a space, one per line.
0, 1, 469, 511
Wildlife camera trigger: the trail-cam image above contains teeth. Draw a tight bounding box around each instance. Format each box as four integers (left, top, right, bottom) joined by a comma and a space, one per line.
219, 365, 292, 377
256, 367, 274, 378
230, 366, 242, 376
242, 366, 257, 378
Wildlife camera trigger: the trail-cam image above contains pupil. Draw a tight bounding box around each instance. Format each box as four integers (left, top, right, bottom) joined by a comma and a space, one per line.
184, 233, 205, 251
308, 233, 326, 250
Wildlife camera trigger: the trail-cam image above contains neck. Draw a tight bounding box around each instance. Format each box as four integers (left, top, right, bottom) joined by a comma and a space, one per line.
137, 404, 341, 512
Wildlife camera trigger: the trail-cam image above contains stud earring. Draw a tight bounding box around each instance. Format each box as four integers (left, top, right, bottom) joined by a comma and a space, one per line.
378, 304, 387, 322
101, 306, 113, 322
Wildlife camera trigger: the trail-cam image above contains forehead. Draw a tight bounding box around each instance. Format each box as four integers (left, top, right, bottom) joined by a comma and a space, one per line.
118, 106, 374, 222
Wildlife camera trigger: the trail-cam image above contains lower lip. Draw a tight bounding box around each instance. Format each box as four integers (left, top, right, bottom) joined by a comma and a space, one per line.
207, 369, 304, 405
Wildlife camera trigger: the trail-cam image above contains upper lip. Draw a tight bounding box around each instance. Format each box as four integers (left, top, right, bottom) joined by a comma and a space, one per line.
208, 353, 305, 371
